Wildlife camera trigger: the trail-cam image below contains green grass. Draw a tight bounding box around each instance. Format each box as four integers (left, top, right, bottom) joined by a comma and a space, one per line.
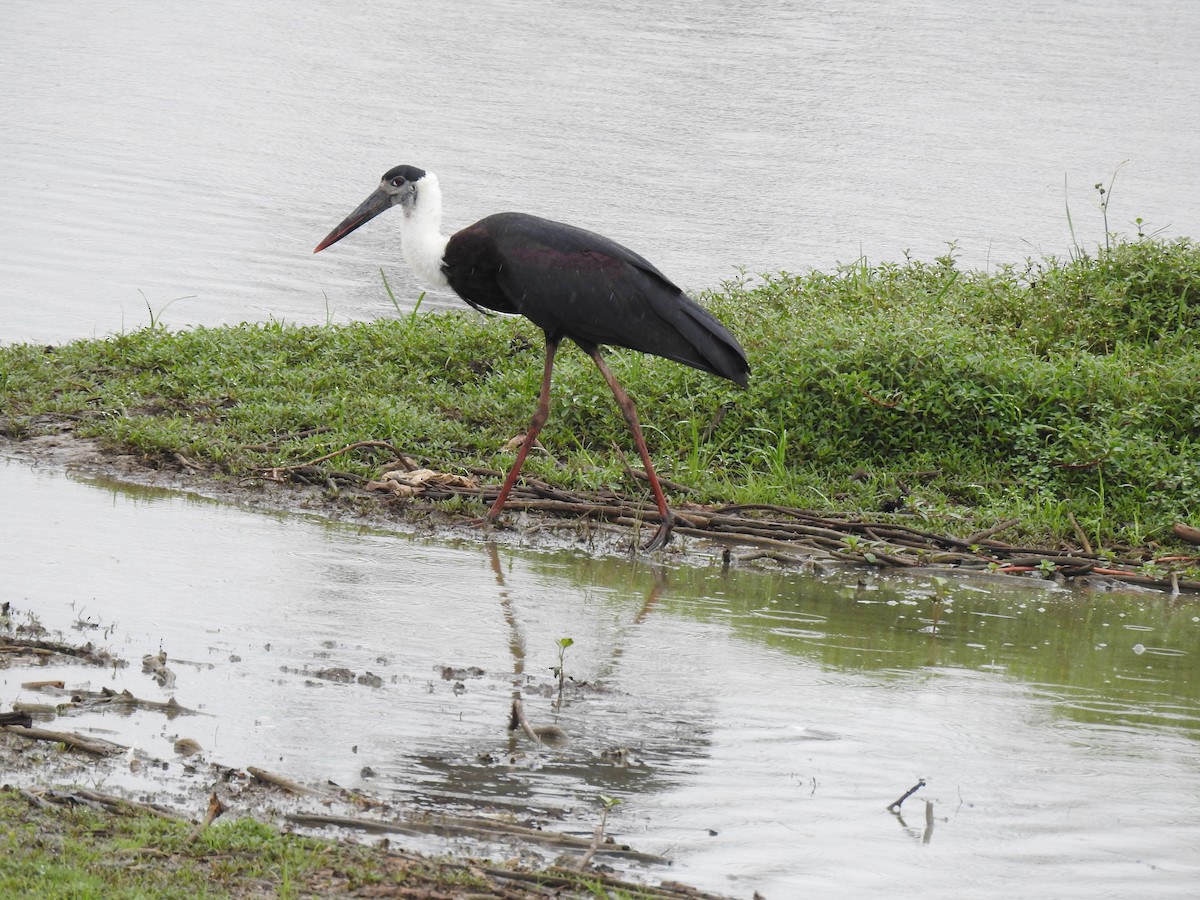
1, 237, 1198, 554
0, 791, 396, 897
0, 788, 688, 898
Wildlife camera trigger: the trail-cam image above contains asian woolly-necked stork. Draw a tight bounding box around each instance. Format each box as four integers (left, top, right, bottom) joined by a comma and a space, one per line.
314, 165, 749, 550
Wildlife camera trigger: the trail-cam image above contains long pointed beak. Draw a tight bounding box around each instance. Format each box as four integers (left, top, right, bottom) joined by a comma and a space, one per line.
313, 186, 393, 253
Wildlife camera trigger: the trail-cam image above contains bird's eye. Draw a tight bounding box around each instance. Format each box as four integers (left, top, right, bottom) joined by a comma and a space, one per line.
391, 177, 406, 188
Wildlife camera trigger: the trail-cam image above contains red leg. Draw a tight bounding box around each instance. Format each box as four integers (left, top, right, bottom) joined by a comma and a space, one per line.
587, 347, 674, 551
487, 338, 560, 521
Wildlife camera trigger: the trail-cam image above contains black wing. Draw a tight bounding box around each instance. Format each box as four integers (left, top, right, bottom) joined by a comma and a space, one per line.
443, 213, 749, 386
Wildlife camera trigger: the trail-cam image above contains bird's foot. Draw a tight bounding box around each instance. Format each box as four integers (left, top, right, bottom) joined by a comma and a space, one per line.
641, 514, 674, 553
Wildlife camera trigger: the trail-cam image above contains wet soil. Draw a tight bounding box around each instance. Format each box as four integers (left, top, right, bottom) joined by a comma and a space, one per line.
0, 627, 730, 899
4, 423, 1196, 596
1, 428, 749, 895
0, 427, 662, 562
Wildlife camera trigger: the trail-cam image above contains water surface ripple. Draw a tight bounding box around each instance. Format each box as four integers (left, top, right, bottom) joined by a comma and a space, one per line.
2, 459, 1198, 897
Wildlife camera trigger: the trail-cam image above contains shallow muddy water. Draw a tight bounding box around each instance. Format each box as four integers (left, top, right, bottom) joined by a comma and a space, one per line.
2, 457, 1198, 898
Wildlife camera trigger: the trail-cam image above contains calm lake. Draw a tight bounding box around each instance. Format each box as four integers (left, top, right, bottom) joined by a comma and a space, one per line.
3, 0, 1199, 344
3, 3, 1200, 897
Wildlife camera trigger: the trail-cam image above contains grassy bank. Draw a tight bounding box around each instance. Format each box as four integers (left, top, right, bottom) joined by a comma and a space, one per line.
0, 787, 702, 898
1, 237, 1198, 556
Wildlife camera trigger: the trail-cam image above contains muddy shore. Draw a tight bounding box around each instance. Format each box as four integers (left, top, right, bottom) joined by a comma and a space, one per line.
4, 425, 1197, 596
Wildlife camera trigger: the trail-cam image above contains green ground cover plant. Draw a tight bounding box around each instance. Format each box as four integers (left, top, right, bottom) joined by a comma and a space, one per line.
0, 787, 669, 898
1, 237, 1197, 554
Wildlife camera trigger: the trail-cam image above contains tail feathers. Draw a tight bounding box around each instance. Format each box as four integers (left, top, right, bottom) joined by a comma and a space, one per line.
675, 301, 750, 386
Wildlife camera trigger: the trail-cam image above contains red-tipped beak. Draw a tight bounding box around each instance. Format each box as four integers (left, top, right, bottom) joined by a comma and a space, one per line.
314, 186, 393, 253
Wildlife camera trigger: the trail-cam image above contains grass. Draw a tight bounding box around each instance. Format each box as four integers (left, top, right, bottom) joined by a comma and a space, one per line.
0, 788, 671, 898
1, 236, 1198, 555
0, 789, 418, 898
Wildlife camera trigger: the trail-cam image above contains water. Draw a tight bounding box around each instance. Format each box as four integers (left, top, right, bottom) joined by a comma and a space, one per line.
3, 0, 1199, 345
2, 458, 1198, 898
4, 6, 1200, 894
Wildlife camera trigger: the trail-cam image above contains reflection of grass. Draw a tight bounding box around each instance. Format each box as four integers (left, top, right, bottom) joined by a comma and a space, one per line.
678, 563, 1200, 732
2, 237, 1198, 554
534, 551, 1200, 735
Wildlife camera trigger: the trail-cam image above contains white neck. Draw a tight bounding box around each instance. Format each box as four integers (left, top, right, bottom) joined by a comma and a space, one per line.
399, 172, 450, 289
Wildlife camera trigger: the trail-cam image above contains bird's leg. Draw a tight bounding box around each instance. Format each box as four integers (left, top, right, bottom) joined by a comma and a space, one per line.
486, 338, 560, 522
587, 347, 674, 551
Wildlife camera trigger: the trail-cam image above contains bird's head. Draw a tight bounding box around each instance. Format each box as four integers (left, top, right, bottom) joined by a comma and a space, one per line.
314, 165, 430, 253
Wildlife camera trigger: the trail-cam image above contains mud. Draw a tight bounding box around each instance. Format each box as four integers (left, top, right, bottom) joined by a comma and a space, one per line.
0, 625, 687, 885
0, 427, 702, 564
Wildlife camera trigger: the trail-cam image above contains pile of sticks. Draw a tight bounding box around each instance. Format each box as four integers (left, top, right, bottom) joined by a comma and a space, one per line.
252, 442, 1200, 596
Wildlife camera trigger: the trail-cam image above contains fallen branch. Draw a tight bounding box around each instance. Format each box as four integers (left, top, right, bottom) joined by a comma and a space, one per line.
2, 725, 124, 756
239, 426, 333, 452
964, 518, 1021, 544
887, 778, 926, 812
257, 440, 407, 479
18, 788, 51, 809
287, 810, 664, 862
187, 791, 229, 843
285, 812, 422, 836
736, 549, 810, 567
233, 446, 1200, 595
509, 698, 543, 745
0, 638, 115, 666
247, 766, 322, 796
71, 788, 185, 821
1174, 523, 1200, 546
1067, 512, 1094, 555
577, 797, 617, 871
72, 687, 197, 717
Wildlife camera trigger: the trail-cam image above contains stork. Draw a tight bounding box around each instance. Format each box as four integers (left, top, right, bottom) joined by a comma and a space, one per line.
314, 165, 749, 550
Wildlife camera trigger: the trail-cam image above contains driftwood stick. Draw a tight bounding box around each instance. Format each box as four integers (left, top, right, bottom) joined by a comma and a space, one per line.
852, 548, 922, 568
1174, 522, 1200, 545
238, 426, 333, 451
887, 778, 926, 812
0, 639, 112, 666
577, 801, 615, 871
18, 788, 51, 809
246, 766, 321, 796
293, 809, 668, 862
964, 518, 1021, 545
485, 864, 711, 898
187, 792, 229, 842
612, 450, 696, 495
72, 789, 185, 821
673, 526, 839, 557
286, 812, 421, 836
736, 549, 809, 566
509, 698, 543, 745
2, 725, 123, 756
1067, 512, 1094, 555
578, 823, 605, 871
285, 810, 663, 864
258, 440, 406, 475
